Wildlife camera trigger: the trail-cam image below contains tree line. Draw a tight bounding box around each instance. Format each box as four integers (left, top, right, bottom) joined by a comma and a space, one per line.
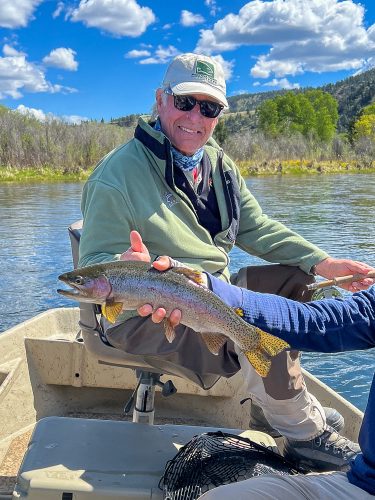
213, 92, 375, 171
0, 106, 133, 172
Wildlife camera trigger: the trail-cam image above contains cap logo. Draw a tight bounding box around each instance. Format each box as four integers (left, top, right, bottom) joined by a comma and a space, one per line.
192, 59, 217, 85
195, 60, 215, 78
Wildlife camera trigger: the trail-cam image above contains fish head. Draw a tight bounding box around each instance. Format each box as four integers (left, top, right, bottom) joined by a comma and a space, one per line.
57, 266, 112, 303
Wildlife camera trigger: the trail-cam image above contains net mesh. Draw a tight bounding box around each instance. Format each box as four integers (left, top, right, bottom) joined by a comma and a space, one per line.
160, 431, 305, 500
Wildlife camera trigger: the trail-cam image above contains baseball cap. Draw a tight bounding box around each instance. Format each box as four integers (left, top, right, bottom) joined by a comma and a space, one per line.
162, 53, 228, 108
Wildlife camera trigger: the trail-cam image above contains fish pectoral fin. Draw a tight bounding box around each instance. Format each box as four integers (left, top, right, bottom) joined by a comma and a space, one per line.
163, 318, 176, 344
257, 328, 289, 357
201, 332, 227, 355
102, 301, 123, 324
171, 267, 206, 286
244, 350, 272, 378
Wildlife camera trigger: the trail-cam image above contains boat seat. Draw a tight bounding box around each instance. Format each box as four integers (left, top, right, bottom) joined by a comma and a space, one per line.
68, 221, 220, 387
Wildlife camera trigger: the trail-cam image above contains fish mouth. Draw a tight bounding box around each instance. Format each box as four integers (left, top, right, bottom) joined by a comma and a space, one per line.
57, 272, 111, 304
57, 274, 92, 301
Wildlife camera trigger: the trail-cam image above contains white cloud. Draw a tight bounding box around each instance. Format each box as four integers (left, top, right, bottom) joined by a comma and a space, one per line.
162, 23, 173, 30
125, 49, 151, 58
43, 48, 78, 71
16, 104, 88, 124
264, 78, 300, 89
139, 45, 180, 65
210, 54, 234, 81
53, 2, 65, 19
196, 0, 375, 78
62, 114, 89, 124
0, 45, 76, 99
70, 0, 155, 37
180, 10, 205, 27
0, 0, 43, 28
16, 104, 54, 121
205, 0, 219, 17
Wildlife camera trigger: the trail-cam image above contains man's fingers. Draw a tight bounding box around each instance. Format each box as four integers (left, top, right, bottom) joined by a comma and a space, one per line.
137, 303, 182, 326
169, 309, 182, 327
137, 304, 153, 316
130, 230, 146, 253
153, 255, 172, 271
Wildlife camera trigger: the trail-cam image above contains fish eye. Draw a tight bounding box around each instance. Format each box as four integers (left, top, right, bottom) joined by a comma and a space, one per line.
74, 276, 84, 285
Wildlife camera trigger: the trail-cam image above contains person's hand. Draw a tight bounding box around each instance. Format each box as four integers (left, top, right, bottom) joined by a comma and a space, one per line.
315, 257, 375, 292
120, 230, 150, 262
137, 255, 185, 325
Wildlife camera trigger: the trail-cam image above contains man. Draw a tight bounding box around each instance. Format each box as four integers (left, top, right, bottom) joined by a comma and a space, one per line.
78, 53, 374, 470
138, 253, 374, 499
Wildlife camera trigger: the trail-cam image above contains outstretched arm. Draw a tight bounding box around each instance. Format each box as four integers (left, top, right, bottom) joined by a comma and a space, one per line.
208, 274, 375, 353
126, 231, 375, 353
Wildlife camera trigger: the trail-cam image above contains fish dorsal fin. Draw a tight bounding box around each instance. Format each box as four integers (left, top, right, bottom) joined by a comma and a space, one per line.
163, 318, 176, 343
200, 332, 227, 355
170, 267, 206, 286
102, 301, 123, 323
233, 307, 244, 317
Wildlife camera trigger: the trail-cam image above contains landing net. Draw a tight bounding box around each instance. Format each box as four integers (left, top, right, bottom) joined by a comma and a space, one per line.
160, 431, 306, 500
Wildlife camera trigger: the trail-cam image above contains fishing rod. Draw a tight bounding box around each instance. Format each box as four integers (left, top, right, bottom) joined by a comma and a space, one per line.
306, 270, 375, 291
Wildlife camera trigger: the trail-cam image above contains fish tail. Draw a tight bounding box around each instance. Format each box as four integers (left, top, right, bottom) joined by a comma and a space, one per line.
257, 328, 289, 357
244, 350, 272, 378
244, 329, 289, 378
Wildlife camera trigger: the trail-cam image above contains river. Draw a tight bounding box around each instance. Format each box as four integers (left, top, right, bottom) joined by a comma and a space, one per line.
0, 174, 374, 411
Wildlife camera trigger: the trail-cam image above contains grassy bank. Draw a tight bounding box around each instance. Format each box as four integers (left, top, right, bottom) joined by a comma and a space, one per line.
237, 159, 375, 177
1, 161, 375, 183
0, 166, 91, 182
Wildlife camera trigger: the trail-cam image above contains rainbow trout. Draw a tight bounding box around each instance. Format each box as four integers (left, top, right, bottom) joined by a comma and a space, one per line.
57, 260, 289, 377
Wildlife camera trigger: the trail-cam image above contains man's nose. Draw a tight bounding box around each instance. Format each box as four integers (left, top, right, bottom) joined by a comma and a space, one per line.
187, 103, 202, 120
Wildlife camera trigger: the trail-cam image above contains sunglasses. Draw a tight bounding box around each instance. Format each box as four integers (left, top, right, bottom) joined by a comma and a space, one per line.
164, 88, 224, 119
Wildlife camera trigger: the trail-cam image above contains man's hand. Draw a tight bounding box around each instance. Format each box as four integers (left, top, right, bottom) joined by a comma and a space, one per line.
120, 230, 150, 262
315, 257, 375, 292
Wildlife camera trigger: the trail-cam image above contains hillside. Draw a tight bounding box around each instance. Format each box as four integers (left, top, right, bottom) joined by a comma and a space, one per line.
111, 68, 375, 134
226, 68, 375, 132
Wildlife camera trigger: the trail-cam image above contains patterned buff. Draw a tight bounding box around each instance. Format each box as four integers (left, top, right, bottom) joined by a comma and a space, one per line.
154, 118, 204, 172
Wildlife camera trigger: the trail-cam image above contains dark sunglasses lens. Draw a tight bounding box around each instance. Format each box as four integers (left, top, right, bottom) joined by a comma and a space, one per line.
174, 95, 196, 112
200, 101, 222, 118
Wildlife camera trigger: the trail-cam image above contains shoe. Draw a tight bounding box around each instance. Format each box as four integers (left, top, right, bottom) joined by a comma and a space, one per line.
283, 426, 361, 472
249, 403, 344, 438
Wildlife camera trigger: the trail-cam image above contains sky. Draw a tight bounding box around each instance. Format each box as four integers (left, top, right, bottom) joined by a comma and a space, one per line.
0, 0, 374, 123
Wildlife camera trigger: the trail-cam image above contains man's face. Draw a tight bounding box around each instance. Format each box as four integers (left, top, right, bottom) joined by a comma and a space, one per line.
156, 89, 219, 156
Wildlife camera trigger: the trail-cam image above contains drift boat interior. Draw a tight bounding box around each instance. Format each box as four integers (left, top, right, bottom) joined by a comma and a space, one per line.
0, 223, 364, 500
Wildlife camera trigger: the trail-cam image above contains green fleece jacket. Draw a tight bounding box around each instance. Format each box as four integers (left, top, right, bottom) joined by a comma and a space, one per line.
79, 117, 328, 282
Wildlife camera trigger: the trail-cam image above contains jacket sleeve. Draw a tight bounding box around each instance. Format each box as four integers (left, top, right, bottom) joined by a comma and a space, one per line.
231, 163, 329, 274
208, 275, 375, 352
78, 180, 134, 267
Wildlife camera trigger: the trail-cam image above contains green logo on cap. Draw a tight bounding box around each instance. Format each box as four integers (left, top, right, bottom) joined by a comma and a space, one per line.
195, 60, 215, 78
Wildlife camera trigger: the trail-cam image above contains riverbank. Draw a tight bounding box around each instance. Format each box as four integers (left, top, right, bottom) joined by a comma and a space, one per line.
1, 160, 375, 182
237, 159, 375, 176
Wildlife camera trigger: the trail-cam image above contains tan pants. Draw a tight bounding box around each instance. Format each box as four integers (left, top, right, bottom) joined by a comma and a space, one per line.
106, 264, 326, 439
198, 471, 373, 500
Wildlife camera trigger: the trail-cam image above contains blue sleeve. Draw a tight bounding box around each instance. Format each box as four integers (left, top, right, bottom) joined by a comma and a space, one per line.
207, 275, 375, 352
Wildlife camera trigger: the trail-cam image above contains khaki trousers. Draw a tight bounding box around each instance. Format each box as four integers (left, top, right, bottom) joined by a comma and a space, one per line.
198, 471, 373, 500
106, 264, 326, 439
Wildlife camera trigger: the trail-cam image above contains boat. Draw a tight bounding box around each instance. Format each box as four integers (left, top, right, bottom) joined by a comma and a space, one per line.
0, 305, 364, 499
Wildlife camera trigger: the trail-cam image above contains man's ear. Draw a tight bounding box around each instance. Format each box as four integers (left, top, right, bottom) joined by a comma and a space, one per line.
155, 89, 163, 112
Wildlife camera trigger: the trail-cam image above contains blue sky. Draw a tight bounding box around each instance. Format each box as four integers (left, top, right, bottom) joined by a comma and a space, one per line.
0, 0, 374, 123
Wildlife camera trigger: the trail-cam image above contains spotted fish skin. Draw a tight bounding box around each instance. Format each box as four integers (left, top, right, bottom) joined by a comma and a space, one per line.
58, 260, 289, 377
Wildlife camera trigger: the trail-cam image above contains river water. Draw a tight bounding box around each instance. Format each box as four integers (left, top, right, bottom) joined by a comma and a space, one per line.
0, 174, 374, 411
